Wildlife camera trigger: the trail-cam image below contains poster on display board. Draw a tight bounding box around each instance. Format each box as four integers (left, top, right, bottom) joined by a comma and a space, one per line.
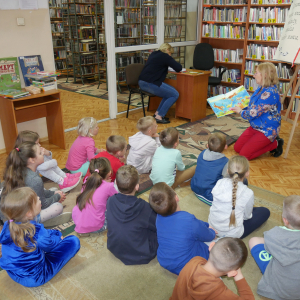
0, 0, 48, 10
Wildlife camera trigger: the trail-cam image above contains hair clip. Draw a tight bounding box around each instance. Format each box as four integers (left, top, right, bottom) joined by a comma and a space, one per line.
94, 169, 99, 173
15, 148, 19, 152
234, 171, 239, 175
232, 206, 235, 210
9, 219, 13, 222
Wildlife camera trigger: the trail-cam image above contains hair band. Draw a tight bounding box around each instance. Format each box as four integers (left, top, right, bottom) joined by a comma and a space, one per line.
232, 206, 235, 210
15, 148, 19, 152
234, 172, 239, 175
94, 169, 99, 173
9, 219, 13, 222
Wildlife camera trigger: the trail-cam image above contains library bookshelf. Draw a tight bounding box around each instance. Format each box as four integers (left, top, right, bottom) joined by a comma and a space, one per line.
200, 0, 299, 115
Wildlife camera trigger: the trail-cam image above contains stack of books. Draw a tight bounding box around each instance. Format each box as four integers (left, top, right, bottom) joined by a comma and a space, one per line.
0, 89, 29, 99
25, 72, 59, 92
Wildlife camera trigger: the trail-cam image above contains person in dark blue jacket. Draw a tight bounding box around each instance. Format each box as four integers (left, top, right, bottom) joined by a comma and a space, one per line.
138, 43, 182, 124
191, 133, 229, 206
106, 165, 158, 265
149, 182, 216, 275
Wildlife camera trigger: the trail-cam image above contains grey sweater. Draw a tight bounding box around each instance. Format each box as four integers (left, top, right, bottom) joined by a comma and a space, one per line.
257, 226, 300, 300
24, 168, 61, 209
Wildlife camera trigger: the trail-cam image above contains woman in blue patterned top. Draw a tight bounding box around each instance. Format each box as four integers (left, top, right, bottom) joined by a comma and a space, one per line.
230, 62, 283, 160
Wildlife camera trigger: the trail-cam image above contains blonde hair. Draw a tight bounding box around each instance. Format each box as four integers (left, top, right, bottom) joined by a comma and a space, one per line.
106, 135, 126, 154
282, 195, 300, 230
256, 62, 279, 87
228, 156, 249, 227
77, 117, 97, 137
137, 116, 156, 134
208, 133, 226, 153
158, 43, 174, 54
1, 187, 37, 252
159, 127, 179, 149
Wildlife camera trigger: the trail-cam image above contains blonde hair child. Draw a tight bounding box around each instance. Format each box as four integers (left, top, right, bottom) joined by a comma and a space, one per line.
15, 130, 81, 192
208, 155, 270, 239
0, 187, 80, 288
66, 117, 102, 176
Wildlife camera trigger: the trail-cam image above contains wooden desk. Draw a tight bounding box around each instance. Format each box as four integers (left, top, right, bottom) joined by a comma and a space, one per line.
148, 69, 211, 122
0, 90, 66, 154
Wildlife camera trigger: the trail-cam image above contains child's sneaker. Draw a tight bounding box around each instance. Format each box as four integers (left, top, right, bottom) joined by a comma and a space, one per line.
67, 172, 82, 179
59, 176, 81, 193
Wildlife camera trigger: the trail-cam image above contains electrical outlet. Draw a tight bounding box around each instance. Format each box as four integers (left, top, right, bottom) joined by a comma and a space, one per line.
17, 18, 25, 26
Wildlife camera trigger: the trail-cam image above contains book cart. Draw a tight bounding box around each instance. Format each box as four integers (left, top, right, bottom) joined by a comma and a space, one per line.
201, 0, 299, 115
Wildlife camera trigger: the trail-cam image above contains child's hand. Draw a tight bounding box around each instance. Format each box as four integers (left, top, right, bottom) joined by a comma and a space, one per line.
40, 147, 51, 156
209, 225, 218, 235
233, 268, 244, 282
96, 148, 105, 154
230, 106, 242, 114
152, 133, 159, 138
119, 156, 126, 163
55, 191, 66, 202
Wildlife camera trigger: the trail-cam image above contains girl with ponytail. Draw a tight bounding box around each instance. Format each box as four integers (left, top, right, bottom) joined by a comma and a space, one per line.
208, 155, 270, 239
72, 157, 117, 236
0, 187, 80, 287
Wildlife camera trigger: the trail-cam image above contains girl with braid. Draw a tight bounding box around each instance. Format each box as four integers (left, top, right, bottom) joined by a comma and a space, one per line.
208, 155, 270, 239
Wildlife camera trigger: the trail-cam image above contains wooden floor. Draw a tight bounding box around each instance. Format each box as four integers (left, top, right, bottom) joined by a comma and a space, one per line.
1, 89, 300, 197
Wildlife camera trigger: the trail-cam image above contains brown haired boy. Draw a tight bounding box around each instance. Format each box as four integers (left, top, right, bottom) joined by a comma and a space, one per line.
191, 132, 229, 205
106, 165, 158, 265
249, 195, 300, 300
84, 135, 126, 182
170, 237, 254, 300
150, 127, 196, 189
127, 116, 161, 174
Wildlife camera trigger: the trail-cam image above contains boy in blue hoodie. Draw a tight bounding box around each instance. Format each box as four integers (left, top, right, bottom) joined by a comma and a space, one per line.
106, 165, 158, 265
149, 182, 217, 275
191, 133, 228, 206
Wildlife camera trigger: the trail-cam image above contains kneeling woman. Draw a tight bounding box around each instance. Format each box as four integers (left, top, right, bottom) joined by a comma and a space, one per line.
138, 43, 182, 124
231, 62, 283, 160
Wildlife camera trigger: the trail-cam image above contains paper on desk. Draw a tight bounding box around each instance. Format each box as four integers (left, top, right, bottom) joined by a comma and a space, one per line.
19, 0, 38, 9
168, 67, 186, 73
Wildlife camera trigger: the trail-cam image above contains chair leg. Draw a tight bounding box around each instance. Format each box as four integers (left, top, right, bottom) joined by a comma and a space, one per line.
127, 92, 132, 118
141, 93, 146, 117
147, 96, 151, 111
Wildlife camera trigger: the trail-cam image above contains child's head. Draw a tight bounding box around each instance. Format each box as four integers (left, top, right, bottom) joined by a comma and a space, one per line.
1, 187, 41, 252
76, 157, 112, 211
77, 117, 99, 137
14, 130, 39, 147
282, 195, 300, 230
3, 142, 43, 197
149, 182, 178, 216
106, 135, 127, 157
209, 237, 248, 275
208, 133, 227, 153
116, 165, 139, 195
137, 116, 157, 136
228, 155, 250, 227
159, 127, 179, 149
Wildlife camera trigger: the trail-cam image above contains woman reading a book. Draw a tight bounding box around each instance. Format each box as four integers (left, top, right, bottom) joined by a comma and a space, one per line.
138, 43, 182, 124
230, 62, 283, 160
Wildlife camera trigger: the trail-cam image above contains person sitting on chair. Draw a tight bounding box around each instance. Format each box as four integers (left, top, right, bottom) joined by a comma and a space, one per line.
138, 43, 182, 124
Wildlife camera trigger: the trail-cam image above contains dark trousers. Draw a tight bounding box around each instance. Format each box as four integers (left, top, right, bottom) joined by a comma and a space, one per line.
240, 207, 270, 239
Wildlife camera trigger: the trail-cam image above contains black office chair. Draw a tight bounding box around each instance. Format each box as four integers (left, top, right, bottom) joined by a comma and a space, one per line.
125, 63, 155, 118
191, 43, 227, 87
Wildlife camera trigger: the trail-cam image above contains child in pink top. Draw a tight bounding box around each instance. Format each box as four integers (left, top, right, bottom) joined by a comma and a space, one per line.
72, 157, 117, 235
66, 117, 102, 176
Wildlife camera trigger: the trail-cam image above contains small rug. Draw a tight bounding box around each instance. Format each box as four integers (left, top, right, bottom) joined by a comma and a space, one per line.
57, 78, 146, 107
137, 113, 249, 195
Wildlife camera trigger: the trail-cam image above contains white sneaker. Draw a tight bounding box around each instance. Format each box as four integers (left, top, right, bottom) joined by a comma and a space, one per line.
43, 212, 72, 228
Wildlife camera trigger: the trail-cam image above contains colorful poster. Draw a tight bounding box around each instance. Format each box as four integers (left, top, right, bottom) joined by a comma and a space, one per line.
18, 55, 44, 86
207, 86, 250, 118
0, 57, 21, 92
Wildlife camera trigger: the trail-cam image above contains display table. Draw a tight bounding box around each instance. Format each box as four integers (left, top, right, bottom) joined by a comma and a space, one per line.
148, 69, 211, 122
0, 89, 66, 154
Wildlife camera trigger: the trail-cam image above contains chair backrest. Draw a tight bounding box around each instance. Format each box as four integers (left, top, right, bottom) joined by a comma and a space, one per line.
193, 43, 214, 71
125, 63, 145, 86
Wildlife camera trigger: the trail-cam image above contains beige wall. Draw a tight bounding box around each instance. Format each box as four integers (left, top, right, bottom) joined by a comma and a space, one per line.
0, 8, 54, 151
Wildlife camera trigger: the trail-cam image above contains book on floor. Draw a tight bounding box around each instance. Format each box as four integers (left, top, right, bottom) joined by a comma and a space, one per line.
18, 55, 44, 86
0, 57, 21, 92
207, 85, 250, 118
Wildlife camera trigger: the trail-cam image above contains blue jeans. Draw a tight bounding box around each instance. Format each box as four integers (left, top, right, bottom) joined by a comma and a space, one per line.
138, 80, 179, 117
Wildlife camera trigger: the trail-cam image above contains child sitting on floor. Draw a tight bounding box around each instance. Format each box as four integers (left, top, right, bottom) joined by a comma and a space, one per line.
208, 155, 270, 239
150, 127, 196, 189
0, 187, 80, 287
249, 195, 300, 300
15, 130, 81, 192
127, 116, 160, 174
72, 157, 117, 236
191, 133, 229, 205
106, 165, 158, 265
170, 237, 254, 300
84, 135, 126, 182
149, 182, 216, 275
66, 117, 102, 176
2, 142, 70, 226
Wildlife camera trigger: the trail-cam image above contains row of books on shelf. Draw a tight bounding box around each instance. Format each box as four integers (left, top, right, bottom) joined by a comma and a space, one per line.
78, 27, 97, 39
203, 24, 245, 39
72, 42, 98, 52
248, 25, 283, 41
164, 25, 183, 38
54, 50, 67, 59
115, 0, 141, 7
202, 7, 247, 22
116, 25, 140, 38
144, 25, 156, 36
53, 38, 65, 47
251, 0, 292, 4
55, 60, 67, 70
209, 85, 235, 97
116, 11, 141, 23
77, 54, 104, 64
49, 0, 67, 7
51, 23, 64, 33
67, 15, 103, 26
117, 55, 141, 68
203, 0, 291, 5
213, 48, 244, 63
249, 7, 289, 23
164, 5, 182, 18
211, 67, 242, 83
246, 44, 277, 60
69, 3, 104, 15
49, 8, 67, 18
145, 6, 156, 17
